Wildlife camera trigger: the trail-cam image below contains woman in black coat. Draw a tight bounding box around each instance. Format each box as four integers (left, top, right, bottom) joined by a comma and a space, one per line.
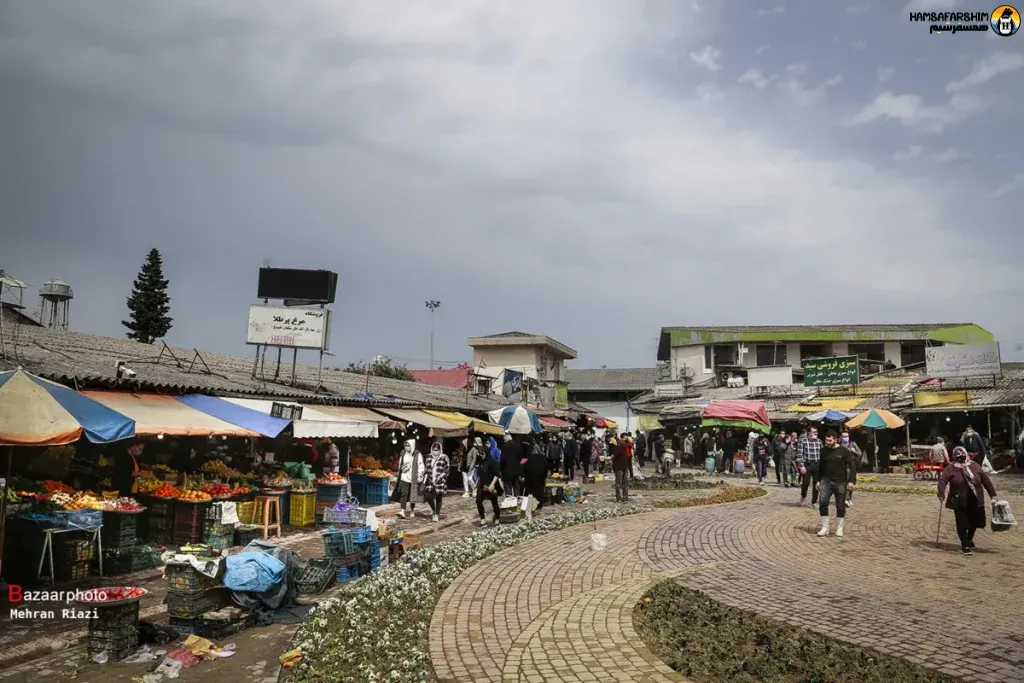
937, 446, 999, 556
523, 437, 549, 511
499, 435, 523, 497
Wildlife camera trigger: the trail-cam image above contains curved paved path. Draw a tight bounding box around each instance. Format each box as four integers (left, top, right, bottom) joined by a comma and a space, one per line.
430, 487, 1024, 683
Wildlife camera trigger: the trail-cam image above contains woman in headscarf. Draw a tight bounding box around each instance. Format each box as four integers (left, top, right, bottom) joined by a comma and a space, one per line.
476, 436, 503, 526
523, 436, 548, 516
424, 442, 450, 522
499, 433, 523, 497
938, 446, 1000, 556
391, 438, 425, 519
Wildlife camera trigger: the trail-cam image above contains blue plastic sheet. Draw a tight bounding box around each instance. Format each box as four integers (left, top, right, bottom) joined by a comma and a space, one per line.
223, 551, 286, 593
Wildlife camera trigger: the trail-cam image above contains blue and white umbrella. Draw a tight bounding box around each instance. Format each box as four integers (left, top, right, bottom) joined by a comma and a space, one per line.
488, 405, 544, 434
804, 409, 852, 423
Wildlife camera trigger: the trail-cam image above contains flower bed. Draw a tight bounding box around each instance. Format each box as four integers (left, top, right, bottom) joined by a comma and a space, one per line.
631, 475, 722, 491
635, 581, 956, 683
652, 485, 766, 508
856, 485, 934, 495
291, 505, 650, 683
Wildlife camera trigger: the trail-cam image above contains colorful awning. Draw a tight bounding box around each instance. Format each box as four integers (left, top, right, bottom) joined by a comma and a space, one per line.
0, 370, 135, 446
637, 414, 663, 431
317, 406, 405, 430
375, 408, 466, 437
83, 391, 260, 437
176, 395, 290, 438
220, 398, 377, 439
786, 398, 865, 413
539, 415, 572, 430
425, 410, 505, 436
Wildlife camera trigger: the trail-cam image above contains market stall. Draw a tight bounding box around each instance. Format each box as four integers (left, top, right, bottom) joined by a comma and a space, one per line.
539, 415, 573, 432
219, 398, 379, 439
374, 408, 466, 438
846, 408, 906, 473
424, 410, 504, 436
701, 400, 772, 434
82, 391, 263, 438
175, 394, 291, 438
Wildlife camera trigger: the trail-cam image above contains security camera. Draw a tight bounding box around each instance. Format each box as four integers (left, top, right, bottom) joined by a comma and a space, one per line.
115, 360, 137, 380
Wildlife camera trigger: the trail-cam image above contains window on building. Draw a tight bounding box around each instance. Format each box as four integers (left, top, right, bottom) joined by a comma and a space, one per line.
703, 346, 713, 371
755, 344, 787, 366
848, 343, 885, 363
800, 344, 829, 362
713, 344, 737, 366
901, 342, 927, 367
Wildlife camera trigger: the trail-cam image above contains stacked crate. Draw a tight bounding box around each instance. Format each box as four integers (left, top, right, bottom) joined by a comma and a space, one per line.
87, 602, 140, 662
173, 501, 210, 546
165, 563, 226, 635
315, 482, 349, 521
322, 528, 361, 584
55, 532, 96, 582
289, 491, 316, 527
234, 524, 260, 548
101, 511, 138, 575
362, 476, 390, 506
202, 505, 234, 550
143, 497, 174, 545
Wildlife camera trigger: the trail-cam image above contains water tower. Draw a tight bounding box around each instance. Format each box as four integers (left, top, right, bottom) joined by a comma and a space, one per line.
39, 279, 74, 330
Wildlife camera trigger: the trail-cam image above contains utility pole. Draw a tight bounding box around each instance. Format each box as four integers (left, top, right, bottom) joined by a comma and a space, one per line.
425, 300, 441, 370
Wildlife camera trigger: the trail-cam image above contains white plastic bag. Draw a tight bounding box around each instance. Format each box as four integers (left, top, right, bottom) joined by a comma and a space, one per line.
991, 500, 1016, 532
981, 456, 994, 473
768, 457, 775, 469
590, 533, 608, 551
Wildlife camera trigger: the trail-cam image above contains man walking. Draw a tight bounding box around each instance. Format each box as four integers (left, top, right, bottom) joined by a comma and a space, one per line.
612, 435, 630, 502
815, 429, 858, 537
563, 432, 579, 480
796, 426, 823, 507
635, 430, 647, 469
683, 431, 695, 466
961, 425, 986, 461
772, 431, 788, 485
840, 429, 862, 507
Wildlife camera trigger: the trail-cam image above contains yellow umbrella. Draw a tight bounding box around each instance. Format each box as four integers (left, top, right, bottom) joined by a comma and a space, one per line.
846, 408, 905, 430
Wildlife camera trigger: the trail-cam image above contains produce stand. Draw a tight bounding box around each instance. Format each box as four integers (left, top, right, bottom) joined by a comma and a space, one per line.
38, 522, 104, 585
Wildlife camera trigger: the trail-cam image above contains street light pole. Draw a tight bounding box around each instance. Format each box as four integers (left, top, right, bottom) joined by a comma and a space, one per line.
425, 300, 441, 370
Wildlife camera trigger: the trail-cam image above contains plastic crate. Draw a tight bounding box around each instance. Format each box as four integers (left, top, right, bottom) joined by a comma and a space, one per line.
166, 563, 221, 592
57, 560, 90, 582
146, 498, 174, 518
90, 602, 140, 629
322, 529, 355, 556
169, 616, 198, 636
174, 501, 209, 526
205, 504, 227, 522
280, 491, 291, 526
336, 564, 358, 584
295, 557, 336, 595
349, 525, 373, 544
235, 501, 256, 524
205, 532, 233, 551
87, 623, 138, 662
204, 520, 233, 538
234, 525, 260, 548
148, 516, 172, 531
289, 492, 316, 527
55, 534, 96, 563
196, 611, 256, 639
333, 551, 362, 567
102, 548, 151, 575
101, 512, 137, 550
362, 490, 390, 506
167, 587, 227, 619
322, 507, 368, 525
365, 476, 389, 497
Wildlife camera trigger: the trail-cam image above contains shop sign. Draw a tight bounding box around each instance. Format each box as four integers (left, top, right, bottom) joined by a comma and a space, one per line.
502, 369, 524, 399
925, 342, 1001, 378
913, 391, 972, 408
803, 356, 859, 387
246, 305, 330, 350
554, 384, 568, 409
654, 382, 684, 398
747, 366, 794, 388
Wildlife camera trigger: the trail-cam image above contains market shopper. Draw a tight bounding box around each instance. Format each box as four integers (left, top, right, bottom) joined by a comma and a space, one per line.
840, 430, 863, 507
463, 438, 481, 497
524, 437, 548, 515
612, 435, 630, 502
579, 432, 592, 479
683, 431, 695, 466
773, 431, 789, 485
623, 433, 635, 481
424, 442, 450, 522
721, 431, 737, 474
961, 425, 986, 460
751, 433, 772, 486
392, 439, 426, 519
546, 434, 563, 477
636, 431, 648, 469
475, 443, 503, 526
652, 432, 667, 475
937, 446, 999, 555
815, 430, 858, 537
781, 432, 798, 487
563, 432, 579, 480
500, 434, 523, 497
931, 437, 950, 465
797, 426, 823, 507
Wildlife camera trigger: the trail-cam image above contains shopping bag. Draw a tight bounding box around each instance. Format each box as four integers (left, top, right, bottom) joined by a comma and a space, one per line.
981, 456, 994, 473
768, 457, 775, 469
991, 500, 1017, 532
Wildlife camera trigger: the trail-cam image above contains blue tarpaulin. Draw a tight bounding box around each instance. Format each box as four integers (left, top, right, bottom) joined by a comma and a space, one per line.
223, 550, 286, 593
176, 394, 290, 438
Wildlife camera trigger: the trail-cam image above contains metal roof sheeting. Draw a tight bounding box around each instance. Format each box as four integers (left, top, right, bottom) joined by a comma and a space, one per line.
565, 368, 657, 392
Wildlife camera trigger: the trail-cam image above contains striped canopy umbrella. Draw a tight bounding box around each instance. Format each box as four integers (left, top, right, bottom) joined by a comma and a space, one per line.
0, 368, 136, 446
846, 408, 905, 430
488, 405, 544, 434
805, 409, 852, 423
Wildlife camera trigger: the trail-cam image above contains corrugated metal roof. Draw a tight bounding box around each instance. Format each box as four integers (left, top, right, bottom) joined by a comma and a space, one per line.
0, 325, 509, 414
663, 323, 972, 334
565, 368, 657, 392
409, 366, 472, 388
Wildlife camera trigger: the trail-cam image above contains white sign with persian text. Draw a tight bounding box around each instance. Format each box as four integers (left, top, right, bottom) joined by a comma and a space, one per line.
747, 366, 794, 388
925, 342, 1001, 378
246, 305, 331, 350
654, 382, 684, 398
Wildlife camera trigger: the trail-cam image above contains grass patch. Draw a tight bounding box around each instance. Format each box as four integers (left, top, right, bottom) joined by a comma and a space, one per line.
634, 581, 956, 683
651, 485, 766, 508
632, 474, 723, 491
856, 485, 934, 495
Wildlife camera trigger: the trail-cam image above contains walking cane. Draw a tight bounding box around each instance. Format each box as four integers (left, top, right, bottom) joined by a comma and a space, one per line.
935, 497, 944, 547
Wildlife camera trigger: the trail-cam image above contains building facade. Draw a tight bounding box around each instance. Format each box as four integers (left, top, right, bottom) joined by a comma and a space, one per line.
467, 331, 577, 406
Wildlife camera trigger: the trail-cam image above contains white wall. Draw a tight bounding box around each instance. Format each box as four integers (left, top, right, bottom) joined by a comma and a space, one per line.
671, 344, 710, 380
472, 344, 567, 382
832, 342, 849, 356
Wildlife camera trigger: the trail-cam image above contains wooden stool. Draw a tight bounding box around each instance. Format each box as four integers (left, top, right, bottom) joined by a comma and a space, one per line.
255, 495, 281, 539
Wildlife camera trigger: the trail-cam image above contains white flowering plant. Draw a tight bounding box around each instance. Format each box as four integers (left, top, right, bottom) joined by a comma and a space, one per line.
291, 505, 650, 683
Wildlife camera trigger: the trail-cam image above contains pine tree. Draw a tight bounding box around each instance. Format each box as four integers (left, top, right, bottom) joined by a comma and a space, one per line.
122, 248, 173, 344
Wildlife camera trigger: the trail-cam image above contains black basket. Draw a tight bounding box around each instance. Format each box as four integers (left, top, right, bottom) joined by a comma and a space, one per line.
196, 611, 256, 639
90, 602, 139, 629
102, 524, 137, 551
101, 547, 154, 575
148, 516, 172, 531
294, 557, 336, 595
87, 623, 138, 661
146, 498, 174, 518
168, 616, 198, 636
165, 563, 221, 592
166, 587, 227, 619
234, 525, 260, 548
55, 534, 96, 563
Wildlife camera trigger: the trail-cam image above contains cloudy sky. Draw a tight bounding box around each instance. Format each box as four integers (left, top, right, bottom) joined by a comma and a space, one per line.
1, 0, 1021, 370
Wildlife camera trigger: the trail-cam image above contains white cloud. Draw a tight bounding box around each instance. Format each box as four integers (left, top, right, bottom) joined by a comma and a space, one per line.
990, 174, 1024, 198
779, 74, 843, 106
738, 68, 774, 90
696, 82, 724, 103
877, 66, 895, 83
946, 53, 1024, 92
689, 45, 722, 71
786, 63, 808, 75
756, 45, 772, 55
757, 6, 786, 16
845, 4, 871, 13
893, 145, 923, 161
931, 147, 963, 163
852, 41, 866, 50
848, 92, 988, 133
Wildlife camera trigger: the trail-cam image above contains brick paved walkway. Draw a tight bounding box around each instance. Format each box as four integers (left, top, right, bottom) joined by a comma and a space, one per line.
431, 486, 1024, 683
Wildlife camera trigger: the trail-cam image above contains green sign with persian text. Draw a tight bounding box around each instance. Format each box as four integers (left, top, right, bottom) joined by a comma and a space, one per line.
803, 355, 860, 387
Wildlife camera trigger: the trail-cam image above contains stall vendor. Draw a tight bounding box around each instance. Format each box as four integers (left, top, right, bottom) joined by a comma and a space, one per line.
114, 443, 150, 496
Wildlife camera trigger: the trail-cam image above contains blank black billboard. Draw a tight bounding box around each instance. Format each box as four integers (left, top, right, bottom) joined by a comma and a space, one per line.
257, 268, 337, 303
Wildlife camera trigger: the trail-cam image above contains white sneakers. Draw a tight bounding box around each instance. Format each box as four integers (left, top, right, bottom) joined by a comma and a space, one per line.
835, 518, 845, 537
462, 492, 471, 498
817, 516, 830, 536
431, 514, 439, 523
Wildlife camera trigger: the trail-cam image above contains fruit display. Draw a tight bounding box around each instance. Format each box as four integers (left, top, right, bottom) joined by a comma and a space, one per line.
40, 480, 74, 494
4, 488, 20, 503
50, 491, 104, 510
102, 496, 144, 512
138, 477, 163, 494
201, 459, 243, 478
152, 464, 176, 473
265, 471, 293, 488
315, 473, 347, 485
178, 490, 212, 502
151, 484, 182, 499
364, 469, 392, 479
291, 480, 314, 492
77, 586, 147, 604
97, 455, 113, 467
230, 485, 252, 497
203, 483, 234, 499
351, 456, 383, 470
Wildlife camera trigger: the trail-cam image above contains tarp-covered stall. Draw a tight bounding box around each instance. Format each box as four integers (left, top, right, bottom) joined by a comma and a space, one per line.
701, 400, 772, 434
84, 391, 262, 437
375, 408, 466, 437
